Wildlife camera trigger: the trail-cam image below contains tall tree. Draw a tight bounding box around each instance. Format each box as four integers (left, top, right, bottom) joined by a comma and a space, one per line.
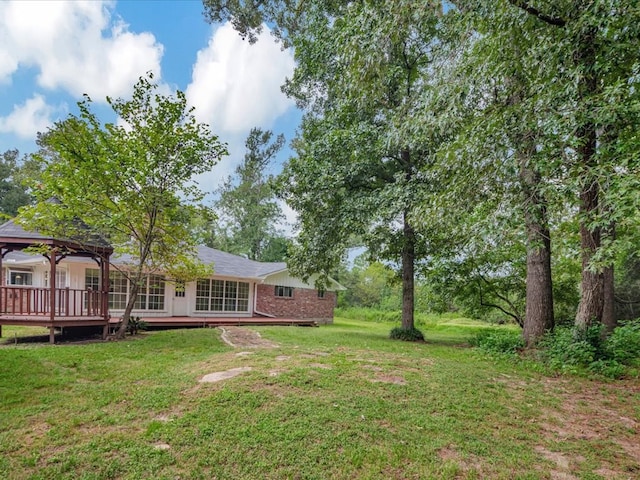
435, 2, 562, 345
20, 73, 227, 338
504, 1, 640, 330
205, 0, 640, 339
210, 127, 288, 261
205, 1, 452, 337
278, 2, 446, 336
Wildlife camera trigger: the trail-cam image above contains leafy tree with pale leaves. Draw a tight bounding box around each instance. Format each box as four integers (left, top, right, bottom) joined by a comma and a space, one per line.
20, 73, 227, 338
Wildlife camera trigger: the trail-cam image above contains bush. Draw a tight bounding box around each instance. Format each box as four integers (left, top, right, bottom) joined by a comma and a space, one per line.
127, 316, 148, 335
335, 308, 401, 323
605, 320, 640, 364
471, 329, 524, 355
540, 321, 640, 378
389, 327, 424, 342
540, 326, 599, 372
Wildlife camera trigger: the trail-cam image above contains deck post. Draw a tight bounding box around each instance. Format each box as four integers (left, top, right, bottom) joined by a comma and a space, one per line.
49, 249, 57, 324
49, 326, 55, 344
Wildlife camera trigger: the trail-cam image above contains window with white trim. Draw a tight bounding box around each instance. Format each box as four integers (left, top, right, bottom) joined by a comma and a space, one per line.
44, 269, 67, 288
87, 269, 165, 310
136, 274, 165, 310
274, 285, 293, 298
8, 269, 33, 286
195, 279, 249, 312
85, 269, 100, 291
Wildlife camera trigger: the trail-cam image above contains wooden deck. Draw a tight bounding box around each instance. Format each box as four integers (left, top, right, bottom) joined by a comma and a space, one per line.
109, 316, 319, 328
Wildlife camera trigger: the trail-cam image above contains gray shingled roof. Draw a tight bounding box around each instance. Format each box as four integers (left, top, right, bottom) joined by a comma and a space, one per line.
194, 246, 287, 278
111, 245, 288, 279
3, 245, 345, 289
0, 219, 51, 240
0, 219, 112, 250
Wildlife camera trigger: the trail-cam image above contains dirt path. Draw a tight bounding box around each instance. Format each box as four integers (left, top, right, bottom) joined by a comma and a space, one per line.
219, 326, 279, 348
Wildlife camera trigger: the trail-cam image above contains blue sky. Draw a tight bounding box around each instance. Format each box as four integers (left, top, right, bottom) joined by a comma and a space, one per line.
0, 0, 300, 203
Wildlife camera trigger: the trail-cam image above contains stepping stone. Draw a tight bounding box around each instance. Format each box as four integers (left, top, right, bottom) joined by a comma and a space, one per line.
200, 367, 252, 383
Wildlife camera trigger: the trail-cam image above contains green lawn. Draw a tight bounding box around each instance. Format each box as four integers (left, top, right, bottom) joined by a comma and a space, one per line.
0, 318, 638, 479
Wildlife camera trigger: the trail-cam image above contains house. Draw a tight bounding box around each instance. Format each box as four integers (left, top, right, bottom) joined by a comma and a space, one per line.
0, 219, 343, 342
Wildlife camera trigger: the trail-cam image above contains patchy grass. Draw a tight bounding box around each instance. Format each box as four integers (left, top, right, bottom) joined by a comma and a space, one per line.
0, 317, 638, 479
1, 325, 51, 342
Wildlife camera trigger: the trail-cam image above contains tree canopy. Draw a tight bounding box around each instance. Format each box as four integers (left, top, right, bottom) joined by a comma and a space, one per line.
205, 0, 640, 343
0, 149, 36, 219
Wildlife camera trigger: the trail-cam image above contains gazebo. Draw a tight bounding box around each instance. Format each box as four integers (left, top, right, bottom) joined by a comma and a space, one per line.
0, 219, 112, 344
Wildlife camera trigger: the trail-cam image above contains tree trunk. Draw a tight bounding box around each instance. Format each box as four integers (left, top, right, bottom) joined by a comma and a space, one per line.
401, 208, 415, 331
114, 272, 142, 339
602, 222, 616, 333
506, 62, 555, 346
574, 23, 603, 330
574, 178, 603, 329
519, 151, 554, 347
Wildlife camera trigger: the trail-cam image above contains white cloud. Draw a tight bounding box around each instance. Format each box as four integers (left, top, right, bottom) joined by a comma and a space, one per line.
186, 22, 297, 203
0, 0, 163, 100
186, 23, 295, 133
0, 94, 62, 138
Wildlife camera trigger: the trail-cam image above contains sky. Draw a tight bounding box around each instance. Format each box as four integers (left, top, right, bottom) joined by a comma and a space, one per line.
0, 0, 300, 210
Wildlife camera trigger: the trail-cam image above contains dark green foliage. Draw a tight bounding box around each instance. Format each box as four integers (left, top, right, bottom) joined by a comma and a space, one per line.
127, 317, 148, 336
389, 327, 424, 342
336, 307, 401, 323
471, 329, 525, 355
614, 253, 640, 321
606, 321, 640, 364
209, 127, 288, 262
540, 326, 602, 371
0, 149, 33, 218
337, 257, 401, 309
540, 322, 640, 378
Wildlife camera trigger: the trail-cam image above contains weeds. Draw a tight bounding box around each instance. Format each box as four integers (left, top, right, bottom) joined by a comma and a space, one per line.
539, 321, 640, 378
471, 329, 524, 355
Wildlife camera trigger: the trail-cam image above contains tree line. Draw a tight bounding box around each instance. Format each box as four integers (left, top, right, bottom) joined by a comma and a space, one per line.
203, 0, 640, 344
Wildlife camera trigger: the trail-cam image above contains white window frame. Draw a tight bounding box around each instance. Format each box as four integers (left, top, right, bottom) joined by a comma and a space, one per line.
7, 269, 33, 286
44, 268, 68, 288
195, 279, 250, 312
88, 269, 165, 311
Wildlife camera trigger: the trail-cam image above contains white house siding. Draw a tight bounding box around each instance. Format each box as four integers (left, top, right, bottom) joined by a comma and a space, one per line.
3, 245, 342, 320
261, 270, 319, 289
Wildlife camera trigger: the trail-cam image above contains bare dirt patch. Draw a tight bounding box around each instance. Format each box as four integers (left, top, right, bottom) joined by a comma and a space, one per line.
219, 326, 279, 348
532, 377, 640, 478
309, 363, 332, 370
436, 445, 485, 476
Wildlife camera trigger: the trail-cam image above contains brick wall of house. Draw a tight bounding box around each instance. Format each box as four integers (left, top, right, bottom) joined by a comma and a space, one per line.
255, 284, 336, 324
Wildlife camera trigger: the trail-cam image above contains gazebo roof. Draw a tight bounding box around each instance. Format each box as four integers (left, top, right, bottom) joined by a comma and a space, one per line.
0, 219, 113, 256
